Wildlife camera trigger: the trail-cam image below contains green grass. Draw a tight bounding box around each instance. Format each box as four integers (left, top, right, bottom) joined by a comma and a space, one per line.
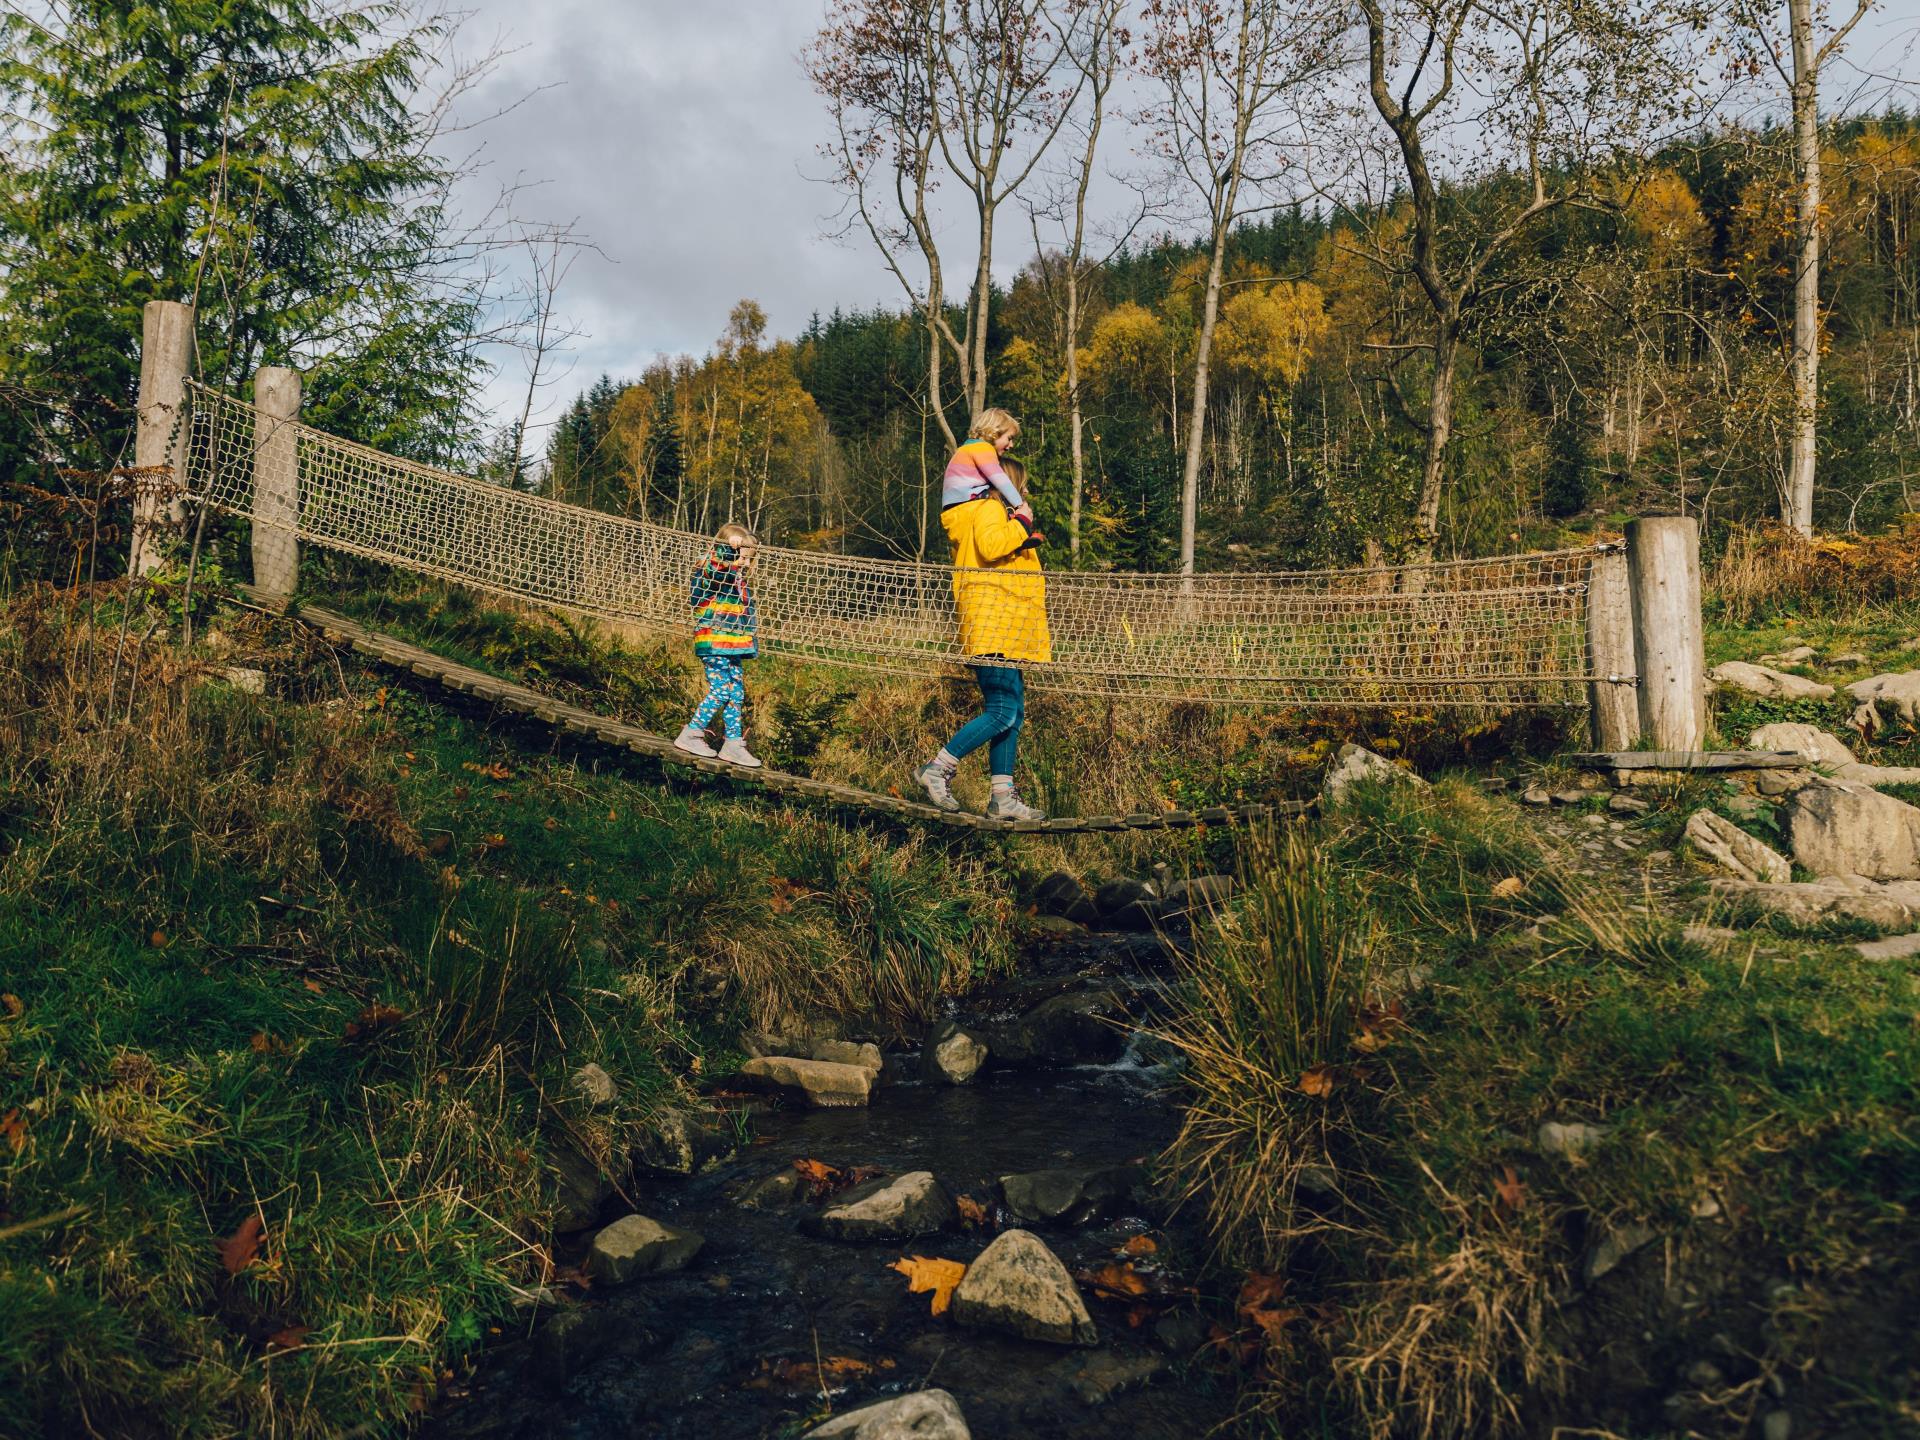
1163, 779, 1920, 1438
0, 584, 1010, 1437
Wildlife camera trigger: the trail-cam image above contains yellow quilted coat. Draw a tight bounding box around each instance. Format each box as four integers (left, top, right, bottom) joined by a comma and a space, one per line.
941, 498, 1052, 664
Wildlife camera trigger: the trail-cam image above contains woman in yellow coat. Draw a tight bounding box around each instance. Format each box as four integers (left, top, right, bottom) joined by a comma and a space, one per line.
916, 411, 1051, 822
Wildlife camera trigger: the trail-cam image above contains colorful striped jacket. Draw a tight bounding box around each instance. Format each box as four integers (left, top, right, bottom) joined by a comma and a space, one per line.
690, 551, 757, 658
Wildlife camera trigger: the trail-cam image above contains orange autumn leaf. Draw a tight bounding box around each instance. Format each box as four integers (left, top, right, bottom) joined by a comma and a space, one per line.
955, 1193, 989, 1227
1, 993, 22, 1019
1493, 1165, 1527, 1214
890, 1255, 966, 1316
749, 1354, 893, 1390
266, 1324, 311, 1351
343, 1002, 405, 1042
461, 761, 512, 781
1120, 1234, 1158, 1257
1079, 1261, 1149, 1302
793, 1157, 840, 1196
0, 1108, 26, 1155
1299, 1065, 1337, 1097
219, 1214, 265, 1275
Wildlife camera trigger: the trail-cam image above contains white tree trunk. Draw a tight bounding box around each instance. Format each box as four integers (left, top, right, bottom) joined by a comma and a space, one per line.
1786, 0, 1822, 535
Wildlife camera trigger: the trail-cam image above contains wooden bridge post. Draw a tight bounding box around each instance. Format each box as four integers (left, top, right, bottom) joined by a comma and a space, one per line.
130, 299, 196, 576
251, 366, 303, 604
1625, 516, 1708, 751
1586, 547, 1640, 749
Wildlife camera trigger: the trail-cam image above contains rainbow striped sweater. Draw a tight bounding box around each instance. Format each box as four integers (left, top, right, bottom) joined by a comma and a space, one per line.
690, 554, 757, 658
941, 439, 1026, 511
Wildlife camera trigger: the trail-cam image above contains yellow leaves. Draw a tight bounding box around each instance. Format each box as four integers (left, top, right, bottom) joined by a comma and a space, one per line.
1212, 281, 1332, 391
1078, 301, 1170, 401
889, 1255, 966, 1316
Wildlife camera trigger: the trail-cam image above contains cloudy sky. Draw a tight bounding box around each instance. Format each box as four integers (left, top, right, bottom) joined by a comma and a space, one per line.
448, 0, 1920, 440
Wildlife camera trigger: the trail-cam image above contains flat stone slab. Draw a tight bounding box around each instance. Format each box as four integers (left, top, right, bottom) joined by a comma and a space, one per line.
1569, 750, 1812, 772
999, 1165, 1146, 1226
735, 1056, 874, 1108
806, 1171, 956, 1241
585, 1214, 704, 1284
1854, 932, 1920, 960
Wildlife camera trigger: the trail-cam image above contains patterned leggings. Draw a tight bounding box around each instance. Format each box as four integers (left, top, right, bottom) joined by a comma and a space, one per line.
689, 655, 747, 740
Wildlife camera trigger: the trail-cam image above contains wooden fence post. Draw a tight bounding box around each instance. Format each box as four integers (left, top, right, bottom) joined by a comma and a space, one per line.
251, 366, 302, 603
130, 300, 196, 576
1626, 516, 1708, 751
1586, 547, 1640, 749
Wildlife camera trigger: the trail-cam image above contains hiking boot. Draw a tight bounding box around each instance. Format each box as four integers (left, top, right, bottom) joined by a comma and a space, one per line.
985, 790, 1047, 823
673, 725, 718, 758
718, 738, 763, 769
915, 762, 961, 812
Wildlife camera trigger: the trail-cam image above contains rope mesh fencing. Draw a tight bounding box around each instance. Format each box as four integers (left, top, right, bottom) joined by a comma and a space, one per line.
180, 382, 1610, 707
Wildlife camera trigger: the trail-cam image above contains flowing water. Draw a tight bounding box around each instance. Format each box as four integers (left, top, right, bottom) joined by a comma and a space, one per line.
429, 933, 1242, 1439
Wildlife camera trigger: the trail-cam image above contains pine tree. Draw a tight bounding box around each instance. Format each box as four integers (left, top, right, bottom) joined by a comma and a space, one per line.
640, 386, 685, 517
1542, 391, 1592, 520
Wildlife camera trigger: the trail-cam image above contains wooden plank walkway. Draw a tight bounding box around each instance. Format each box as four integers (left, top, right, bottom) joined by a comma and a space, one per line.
290, 604, 1305, 836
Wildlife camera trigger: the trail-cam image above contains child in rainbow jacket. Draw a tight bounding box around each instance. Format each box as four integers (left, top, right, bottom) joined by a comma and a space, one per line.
674, 522, 763, 768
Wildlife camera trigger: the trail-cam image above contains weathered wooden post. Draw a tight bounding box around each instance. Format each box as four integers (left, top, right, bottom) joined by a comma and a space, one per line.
1586, 546, 1640, 749
130, 299, 196, 576
1625, 515, 1708, 751
251, 366, 303, 604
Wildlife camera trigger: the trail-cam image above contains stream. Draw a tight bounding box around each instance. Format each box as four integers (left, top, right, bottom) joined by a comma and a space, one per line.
427, 928, 1244, 1439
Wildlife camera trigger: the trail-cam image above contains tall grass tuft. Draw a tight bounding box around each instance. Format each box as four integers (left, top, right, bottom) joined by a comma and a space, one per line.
1157, 822, 1379, 1263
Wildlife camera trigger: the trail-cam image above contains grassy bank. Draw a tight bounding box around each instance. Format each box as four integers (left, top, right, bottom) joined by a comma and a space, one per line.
1162, 779, 1920, 1437
0, 580, 1010, 1437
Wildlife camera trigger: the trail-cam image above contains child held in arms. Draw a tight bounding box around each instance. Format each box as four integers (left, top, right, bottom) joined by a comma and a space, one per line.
917, 409, 1051, 821
674, 522, 763, 768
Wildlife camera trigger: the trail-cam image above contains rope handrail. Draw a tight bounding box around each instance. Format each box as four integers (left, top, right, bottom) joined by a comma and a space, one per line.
179, 381, 1608, 708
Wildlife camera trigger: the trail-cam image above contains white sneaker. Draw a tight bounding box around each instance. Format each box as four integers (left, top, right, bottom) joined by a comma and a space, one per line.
718, 738, 763, 769
673, 725, 717, 758
915, 762, 961, 812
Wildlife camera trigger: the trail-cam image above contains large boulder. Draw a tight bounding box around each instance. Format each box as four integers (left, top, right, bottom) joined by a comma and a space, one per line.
804, 1390, 970, 1439
570, 1062, 618, 1107
1747, 722, 1854, 769
950, 1228, 1098, 1346
1846, 671, 1920, 734
999, 1165, 1147, 1226
1322, 743, 1427, 808
980, 986, 1130, 1068
1033, 870, 1089, 916
921, 1021, 989, 1086
585, 1214, 704, 1284
1710, 662, 1835, 701
1683, 810, 1791, 884
805, 1171, 957, 1241
1785, 779, 1920, 880
735, 1056, 875, 1108
742, 1033, 883, 1073
1162, 874, 1235, 917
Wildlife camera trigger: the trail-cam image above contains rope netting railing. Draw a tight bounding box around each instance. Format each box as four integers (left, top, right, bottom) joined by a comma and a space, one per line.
180, 382, 1609, 707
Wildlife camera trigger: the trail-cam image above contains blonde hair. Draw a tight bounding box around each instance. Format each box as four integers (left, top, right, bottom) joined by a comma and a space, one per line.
716, 522, 756, 549
1001, 457, 1028, 487
971, 408, 1020, 446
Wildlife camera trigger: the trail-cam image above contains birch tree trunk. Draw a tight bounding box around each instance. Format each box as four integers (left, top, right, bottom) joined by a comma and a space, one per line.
1786, 0, 1821, 535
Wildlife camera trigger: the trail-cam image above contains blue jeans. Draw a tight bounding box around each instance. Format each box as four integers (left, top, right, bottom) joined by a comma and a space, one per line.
944, 664, 1024, 775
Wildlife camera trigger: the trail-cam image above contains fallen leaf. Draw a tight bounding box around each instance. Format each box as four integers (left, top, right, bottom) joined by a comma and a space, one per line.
219, 1214, 265, 1274
1121, 1234, 1158, 1257
955, 1193, 989, 1227
1236, 1272, 1289, 1317
462, 761, 512, 781
1, 993, 22, 1019
478, 833, 506, 851
249, 1032, 271, 1054
1491, 875, 1526, 899
0, 1108, 26, 1154
302, 979, 325, 995
606, 807, 617, 822
1298, 1065, 1337, 1097
890, 1255, 966, 1317
150, 930, 168, 948
748, 1354, 893, 1390
1493, 1165, 1527, 1214
426, 834, 451, 856
266, 1325, 311, 1351
543, 817, 557, 831
343, 1003, 405, 1042
1079, 1261, 1149, 1302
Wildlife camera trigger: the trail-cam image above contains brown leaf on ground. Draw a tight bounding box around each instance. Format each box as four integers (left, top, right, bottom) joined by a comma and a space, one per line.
301, 979, 325, 995
0, 1108, 26, 1155
1298, 1065, 1337, 1097
1491, 875, 1526, 899
1493, 1165, 1527, 1215
890, 1255, 966, 1316
343, 1002, 405, 1042
748, 1354, 891, 1390
265, 1325, 311, 1351
462, 761, 512, 781
1, 993, 22, 1019
1120, 1234, 1158, 1257
955, 1193, 989, 1227
768, 877, 797, 914
1078, 1261, 1149, 1303
219, 1214, 265, 1274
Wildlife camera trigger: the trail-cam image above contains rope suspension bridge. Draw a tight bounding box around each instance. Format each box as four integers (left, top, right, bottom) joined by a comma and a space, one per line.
126, 306, 1709, 830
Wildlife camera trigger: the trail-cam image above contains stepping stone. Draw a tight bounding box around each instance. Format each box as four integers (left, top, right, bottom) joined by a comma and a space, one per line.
1785, 780, 1920, 880
950, 1228, 1097, 1346
585, 1214, 704, 1284
735, 1056, 875, 1108
999, 1165, 1147, 1226
1710, 662, 1835, 701
805, 1171, 956, 1241
921, 1021, 989, 1086
804, 1390, 970, 1438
